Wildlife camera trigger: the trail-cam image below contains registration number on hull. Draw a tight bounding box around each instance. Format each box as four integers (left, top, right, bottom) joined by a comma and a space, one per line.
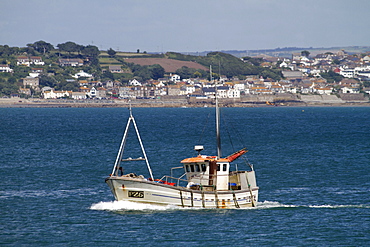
128, 191, 144, 198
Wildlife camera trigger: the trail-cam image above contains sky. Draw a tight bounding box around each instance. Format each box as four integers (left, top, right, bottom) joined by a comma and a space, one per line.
1, 0, 370, 53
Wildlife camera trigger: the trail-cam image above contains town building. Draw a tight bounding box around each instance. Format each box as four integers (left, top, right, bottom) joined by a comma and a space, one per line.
22, 77, 39, 89
43, 89, 71, 99
58, 58, 84, 67
0, 64, 13, 73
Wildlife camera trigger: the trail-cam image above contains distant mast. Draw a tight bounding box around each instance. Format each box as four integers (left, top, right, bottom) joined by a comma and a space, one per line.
211, 65, 222, 159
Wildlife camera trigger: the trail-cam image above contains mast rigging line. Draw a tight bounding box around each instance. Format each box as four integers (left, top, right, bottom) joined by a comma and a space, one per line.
197, 112, 212, 145
220, 109, 253, 168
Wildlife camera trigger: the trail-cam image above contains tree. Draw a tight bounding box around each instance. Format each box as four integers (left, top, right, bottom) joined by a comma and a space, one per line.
13, 66, 31, 79
333, 59, 341, 65
0, 80, 18, 96
134, 67, 152, 81
57, 41, 82, 54
260, 69, 282, 81
0, 45, 19, 56
55, 80, 79, 91
102, 70, 114, 80
81, 45, 100, 58
107, 48, 116, 57
176, 66, 196, 79
242, 56, 263, 66
7, 76, 17, 84
193, 71, 202, 78
20, 46, 35, 55
27, 40, 54, 54
149, 64, 165, 80
39, 74, 57, 88
320, 70, 344, 83
301, 50, 310, 57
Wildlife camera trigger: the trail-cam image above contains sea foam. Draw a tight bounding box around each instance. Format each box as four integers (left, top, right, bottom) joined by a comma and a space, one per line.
90, 200, 180, 211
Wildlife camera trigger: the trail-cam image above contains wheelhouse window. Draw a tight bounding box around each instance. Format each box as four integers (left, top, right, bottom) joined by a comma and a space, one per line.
185, 165, 190, 172
201, 164, 207, 172
190, 164, 195, 172
186, 163, 208, 173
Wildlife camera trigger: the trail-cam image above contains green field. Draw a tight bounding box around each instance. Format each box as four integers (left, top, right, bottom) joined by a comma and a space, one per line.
98, 56, 122, 65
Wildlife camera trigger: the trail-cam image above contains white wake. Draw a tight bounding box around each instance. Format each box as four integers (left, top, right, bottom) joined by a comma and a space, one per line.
90, 200, 369, 211
90, 200, 180, 211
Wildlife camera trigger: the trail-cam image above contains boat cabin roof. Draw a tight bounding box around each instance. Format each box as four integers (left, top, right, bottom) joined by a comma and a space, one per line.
181, 148, 248, 164
181, 155, 229, 163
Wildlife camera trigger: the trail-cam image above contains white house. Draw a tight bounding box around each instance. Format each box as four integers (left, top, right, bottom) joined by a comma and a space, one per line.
154, 81, 166, 88
59, 58, 84, 67
309, 68, 323, 77
41, 86, 53, 93
87, 87, 97, 98
16, 57, 30, 66
339, 69, 355, 78
180, 85, 196, 95
170, 74, 181, 83
216, 86, 229, 98
30, 56, 44, 66
0, 64, 13, 73
341, 86, 360, 94
234, 83, 245, 91
301, 85, 314, 94
314, 87, 333, 95
357, 71, 370, 78
29, 72, 40, 78
279, 61, 288, 68
119, 87, 135, 98
43, 89, 71, 99
283, 86, 297, 94
71, 92, 87, 100
270, 85, 284, 93
109, 65, 123, 73
129, 79, 142, 86
72, 70, 93, 79
227, 88, 240, 98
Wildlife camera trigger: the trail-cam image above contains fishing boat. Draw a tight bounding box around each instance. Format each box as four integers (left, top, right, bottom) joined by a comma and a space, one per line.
105, 82, 259, 209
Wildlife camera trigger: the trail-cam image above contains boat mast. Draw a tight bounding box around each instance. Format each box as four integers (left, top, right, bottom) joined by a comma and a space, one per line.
131, 109, 154, 181
111, 106, 154, 181
212, 65, 222, 159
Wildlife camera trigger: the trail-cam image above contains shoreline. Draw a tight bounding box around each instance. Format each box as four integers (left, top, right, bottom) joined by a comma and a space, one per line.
0, 98, 369, 108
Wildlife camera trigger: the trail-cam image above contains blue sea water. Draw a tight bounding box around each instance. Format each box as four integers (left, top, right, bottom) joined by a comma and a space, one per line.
0, 107, 369, 246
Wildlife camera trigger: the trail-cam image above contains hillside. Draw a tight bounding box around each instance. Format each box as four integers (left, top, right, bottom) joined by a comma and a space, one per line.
3, 41, 368, 98
125, 58, 208, 73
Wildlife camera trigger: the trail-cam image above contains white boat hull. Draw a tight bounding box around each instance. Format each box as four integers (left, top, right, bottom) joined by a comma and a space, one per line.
106, 176, 259, 209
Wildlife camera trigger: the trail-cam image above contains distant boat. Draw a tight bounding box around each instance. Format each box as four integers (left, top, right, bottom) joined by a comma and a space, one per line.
105, 71, 259, 208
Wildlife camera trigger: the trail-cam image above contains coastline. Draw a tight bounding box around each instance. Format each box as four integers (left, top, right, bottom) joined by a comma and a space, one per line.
1, 97, 369, 108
